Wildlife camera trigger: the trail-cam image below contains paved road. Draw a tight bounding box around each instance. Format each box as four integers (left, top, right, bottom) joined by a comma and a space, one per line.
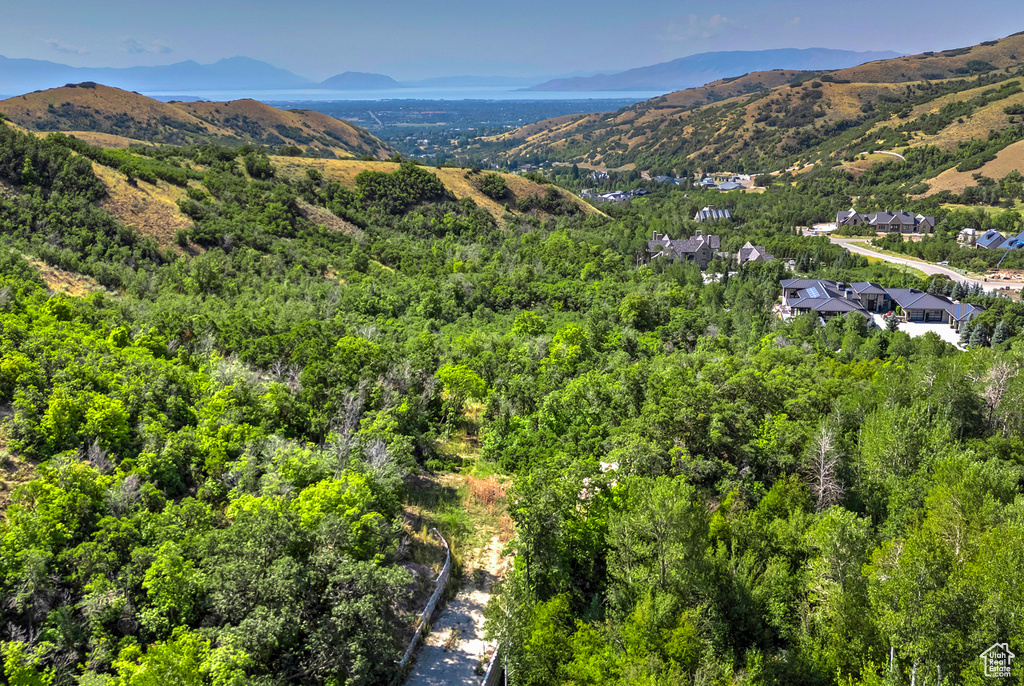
830, 237, 1024, 292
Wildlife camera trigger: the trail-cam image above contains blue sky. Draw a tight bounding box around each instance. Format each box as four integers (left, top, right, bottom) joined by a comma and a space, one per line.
3, 0, 1023, 80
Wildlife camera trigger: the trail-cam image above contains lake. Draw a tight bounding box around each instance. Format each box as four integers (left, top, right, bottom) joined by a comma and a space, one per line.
145, 86, 669, 103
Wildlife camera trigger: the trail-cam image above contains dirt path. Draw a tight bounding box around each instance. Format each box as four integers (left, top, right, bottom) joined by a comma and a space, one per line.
405, 535, 508, 686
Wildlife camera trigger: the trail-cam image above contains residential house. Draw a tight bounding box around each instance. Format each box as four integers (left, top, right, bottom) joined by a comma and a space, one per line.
780, 279, 971, 326
699, 177, 718, 188
716, 181, 744, 191
884, 288, 952, 323
836, 208, 867, 228
848, 282, 892, 313
835, 208, 935, 234
977, 230, 1008, 250
737, 242, 775, 266
648, 230, 721, 270
780, 279, 874, 321
694, 206, 732, 222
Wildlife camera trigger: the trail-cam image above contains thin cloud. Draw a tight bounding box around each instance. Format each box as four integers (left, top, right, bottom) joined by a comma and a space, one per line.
121, 36, 173, 54
44, 39, 88, 55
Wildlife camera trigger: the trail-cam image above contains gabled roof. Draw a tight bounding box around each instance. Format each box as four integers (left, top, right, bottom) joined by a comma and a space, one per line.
694, 207, 732, 222
671, 233, 721, 253
946, 302, 985, 321
837, 208, 865, 223
850, 282, 888, 295
977, 230, 1008, 249
738, 241, 774, 263
782, 278, 832, 289
885, 288, 953, 311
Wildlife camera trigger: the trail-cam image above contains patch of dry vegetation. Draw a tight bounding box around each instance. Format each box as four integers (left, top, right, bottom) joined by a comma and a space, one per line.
924, 139, 1024, 194
91, 162, 193, 249
0, 426, 34, 514
296, 198, 362, 236
25, 257, 102, 296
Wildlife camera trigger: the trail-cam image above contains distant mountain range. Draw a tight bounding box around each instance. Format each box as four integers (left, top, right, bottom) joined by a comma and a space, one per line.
523, 48, 903, 91
0, 49, 901, 98
0, 56, 314, 94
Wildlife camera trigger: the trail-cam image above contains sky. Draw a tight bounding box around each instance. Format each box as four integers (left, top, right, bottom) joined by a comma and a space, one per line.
3, 0, 1024, 81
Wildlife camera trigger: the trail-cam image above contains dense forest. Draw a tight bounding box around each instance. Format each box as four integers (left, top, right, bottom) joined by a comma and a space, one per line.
0, 117, 1022, 686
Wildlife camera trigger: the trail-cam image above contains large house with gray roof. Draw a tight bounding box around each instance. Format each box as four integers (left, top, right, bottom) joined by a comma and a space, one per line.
780, 279, 984, 327
648, 230, 721, 269
694, 206, 732, 222
836, 208, 935, 234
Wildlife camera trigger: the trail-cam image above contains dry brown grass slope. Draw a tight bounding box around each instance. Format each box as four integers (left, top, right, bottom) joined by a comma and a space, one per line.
271, 158, 603, 222
90, 162, 194, 250
833, 32, 1024, 83
923, 139, 1024, 195
0, 84, 393, 159
174, 99, 393, 159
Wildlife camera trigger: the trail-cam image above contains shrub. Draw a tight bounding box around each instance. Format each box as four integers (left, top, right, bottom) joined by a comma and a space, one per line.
478, 173, 509, 200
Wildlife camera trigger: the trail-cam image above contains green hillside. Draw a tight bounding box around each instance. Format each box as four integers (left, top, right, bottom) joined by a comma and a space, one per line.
1, 51, 1024, 686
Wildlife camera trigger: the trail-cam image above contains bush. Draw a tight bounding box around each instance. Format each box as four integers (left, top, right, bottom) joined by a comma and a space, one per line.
478, 173, 509, 200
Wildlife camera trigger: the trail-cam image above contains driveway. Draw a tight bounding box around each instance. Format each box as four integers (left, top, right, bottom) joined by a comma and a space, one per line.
870, 314, 963, 348
830, 237, 1024, 293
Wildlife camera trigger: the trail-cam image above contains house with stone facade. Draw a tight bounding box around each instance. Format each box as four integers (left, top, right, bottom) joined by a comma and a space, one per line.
647, 231, 721, 270
836, 208, 935, 234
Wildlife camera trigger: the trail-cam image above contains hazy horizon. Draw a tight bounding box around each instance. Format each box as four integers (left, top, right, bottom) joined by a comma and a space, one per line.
3, 0, 1023, 81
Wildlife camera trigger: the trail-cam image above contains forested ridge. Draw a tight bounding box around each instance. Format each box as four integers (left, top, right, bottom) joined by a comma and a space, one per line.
0, 119, 1022, 686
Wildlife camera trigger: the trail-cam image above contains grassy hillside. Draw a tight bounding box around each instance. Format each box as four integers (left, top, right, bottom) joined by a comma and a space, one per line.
468, 31, 1024, 178
90, 160, 194, 249
0, 82, 392, 158
270, 157, 602, 222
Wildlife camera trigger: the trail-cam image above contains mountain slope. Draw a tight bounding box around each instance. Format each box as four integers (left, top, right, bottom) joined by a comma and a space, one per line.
0, 55, 313, 95
475, 31, 1024, 175
318, 72, 402, 90
270, 157, 602, 222
0, 83, 392, 158
526, 48, 901, 92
